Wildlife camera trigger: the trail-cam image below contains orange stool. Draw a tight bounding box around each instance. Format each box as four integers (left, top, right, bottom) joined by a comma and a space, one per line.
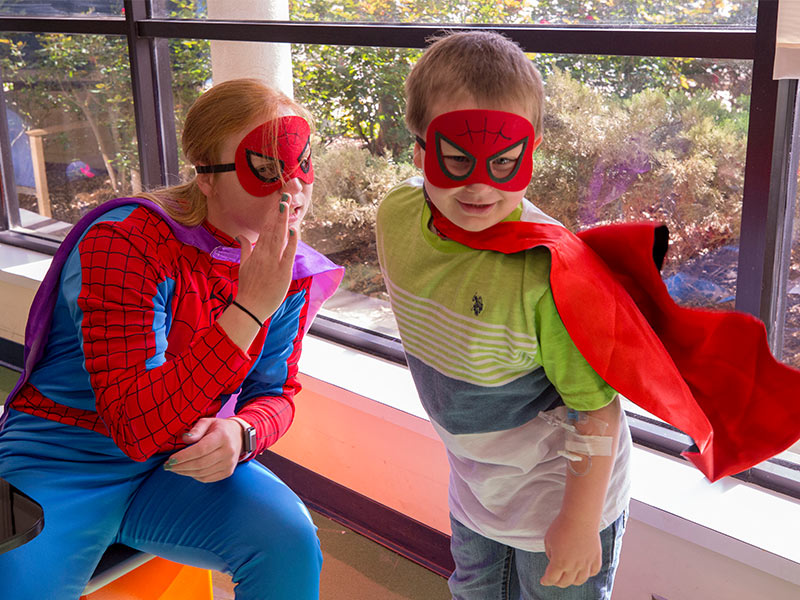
80, 545, 213, 600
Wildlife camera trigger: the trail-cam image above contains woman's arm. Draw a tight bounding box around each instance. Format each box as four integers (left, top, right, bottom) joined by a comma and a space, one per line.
77, 219, 253, 461
165, 277, 312, 482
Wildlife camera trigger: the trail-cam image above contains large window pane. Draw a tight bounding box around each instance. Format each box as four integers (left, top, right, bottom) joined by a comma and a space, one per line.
289, 47, 752, 330
780, 164, 800, 464
536, 55, 751, 314
158, 0, 758, 27
784, 164, 800, 370
0, 32, 135, 240
0, 0, 122, 17
291, 0, 759, 26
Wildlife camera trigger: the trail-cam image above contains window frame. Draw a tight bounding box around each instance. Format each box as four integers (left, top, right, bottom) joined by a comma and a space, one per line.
0, 1, 797, 497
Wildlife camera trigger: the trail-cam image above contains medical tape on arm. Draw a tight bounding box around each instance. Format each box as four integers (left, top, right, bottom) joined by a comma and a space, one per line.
563, 431, 613, 458
541, 408, 613, 462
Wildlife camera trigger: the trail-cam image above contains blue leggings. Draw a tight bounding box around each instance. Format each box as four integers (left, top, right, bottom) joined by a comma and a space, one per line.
0, 410, 322, 600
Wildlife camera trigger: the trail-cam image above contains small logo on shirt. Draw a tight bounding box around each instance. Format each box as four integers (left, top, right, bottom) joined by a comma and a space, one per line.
472, 293, 484, 316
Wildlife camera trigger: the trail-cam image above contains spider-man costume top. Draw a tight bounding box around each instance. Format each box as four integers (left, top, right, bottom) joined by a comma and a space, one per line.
4, 197, 343, 461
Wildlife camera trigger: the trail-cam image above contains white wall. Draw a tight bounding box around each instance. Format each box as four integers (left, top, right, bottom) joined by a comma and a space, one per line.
615, 518, 800, 600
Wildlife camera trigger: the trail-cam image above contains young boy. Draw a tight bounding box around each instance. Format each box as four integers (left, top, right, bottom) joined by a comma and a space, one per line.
376, 31, 630, 599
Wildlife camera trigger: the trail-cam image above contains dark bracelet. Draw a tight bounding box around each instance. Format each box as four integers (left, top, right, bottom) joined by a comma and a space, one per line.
231, 300, 264, 328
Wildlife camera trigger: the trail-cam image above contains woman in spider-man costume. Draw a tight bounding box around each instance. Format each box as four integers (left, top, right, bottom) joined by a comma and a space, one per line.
0, 79, 342, 600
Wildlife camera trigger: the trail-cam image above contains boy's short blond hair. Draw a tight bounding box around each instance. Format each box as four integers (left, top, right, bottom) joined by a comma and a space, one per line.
405, 31, 544, 138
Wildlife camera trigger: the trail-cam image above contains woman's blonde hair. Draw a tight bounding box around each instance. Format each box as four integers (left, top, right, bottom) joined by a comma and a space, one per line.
405, 31, 544, 138
140, 78, 313, 226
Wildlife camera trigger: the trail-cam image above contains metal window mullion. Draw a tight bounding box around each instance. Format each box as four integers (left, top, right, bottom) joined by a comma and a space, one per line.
138, 20, 755, 59
0, 77, 19, 230
151, 36, 179, 186
123, 0, 166, 189
772, 81, 800, 357
0, 16, 125, 36
735, 1, 781, 336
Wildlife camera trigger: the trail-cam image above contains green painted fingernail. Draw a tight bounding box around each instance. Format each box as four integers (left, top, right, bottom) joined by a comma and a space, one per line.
279, 203, 286, 213
289, 229, 295, 237
281, 193, 289, 202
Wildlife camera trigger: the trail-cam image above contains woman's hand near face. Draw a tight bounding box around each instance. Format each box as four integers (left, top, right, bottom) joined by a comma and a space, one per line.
237, 194, 298, 318
217, 196, 298, 352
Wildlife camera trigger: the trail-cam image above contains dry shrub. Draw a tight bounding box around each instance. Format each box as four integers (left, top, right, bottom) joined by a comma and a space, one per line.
303, 140, 417, 296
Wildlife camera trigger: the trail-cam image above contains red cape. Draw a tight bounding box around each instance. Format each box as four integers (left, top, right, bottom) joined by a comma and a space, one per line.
431, 205, 800, 482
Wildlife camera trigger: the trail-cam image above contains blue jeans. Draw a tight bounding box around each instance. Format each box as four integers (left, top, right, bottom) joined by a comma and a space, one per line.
448, 510, 627, 600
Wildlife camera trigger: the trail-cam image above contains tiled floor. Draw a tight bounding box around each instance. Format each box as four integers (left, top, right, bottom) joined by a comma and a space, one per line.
212, 510, 450, 599
0, 365, 450, 599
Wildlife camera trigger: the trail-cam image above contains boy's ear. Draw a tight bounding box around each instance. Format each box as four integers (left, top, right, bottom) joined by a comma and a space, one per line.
413, 140, 424, 170
531, 136, 543, 153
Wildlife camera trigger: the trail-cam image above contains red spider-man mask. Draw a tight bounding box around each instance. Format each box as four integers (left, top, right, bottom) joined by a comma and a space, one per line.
418, 109, 536, 192
196, 116, 314, 197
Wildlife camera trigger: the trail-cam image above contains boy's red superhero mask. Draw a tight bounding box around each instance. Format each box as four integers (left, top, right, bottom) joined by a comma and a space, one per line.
195, 115, 314, 197
417, 109, 536, 192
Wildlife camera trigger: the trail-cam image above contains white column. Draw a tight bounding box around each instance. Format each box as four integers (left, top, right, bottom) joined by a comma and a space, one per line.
207, 0, 293, 98
774, 0, 800, 79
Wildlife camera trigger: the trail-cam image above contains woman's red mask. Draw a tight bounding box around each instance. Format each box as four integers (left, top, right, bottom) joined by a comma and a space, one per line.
417, 109, 536, 192
196, 116, 314, 197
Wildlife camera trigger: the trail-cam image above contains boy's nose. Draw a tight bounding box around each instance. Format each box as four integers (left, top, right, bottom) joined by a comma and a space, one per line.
463, 182, 493, 194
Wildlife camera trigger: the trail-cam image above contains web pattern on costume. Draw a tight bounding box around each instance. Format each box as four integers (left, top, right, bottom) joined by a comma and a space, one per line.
10, 208, 310, 461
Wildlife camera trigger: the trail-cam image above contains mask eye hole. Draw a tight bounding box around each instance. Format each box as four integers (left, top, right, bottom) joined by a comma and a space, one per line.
435, 134, 476, 181
297, 141, 312, 174
487, 138, 528, 184
246, 150, 283, 183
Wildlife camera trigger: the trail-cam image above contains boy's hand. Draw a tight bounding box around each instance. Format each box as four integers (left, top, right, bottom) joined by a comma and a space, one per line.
540, 512, 602, 587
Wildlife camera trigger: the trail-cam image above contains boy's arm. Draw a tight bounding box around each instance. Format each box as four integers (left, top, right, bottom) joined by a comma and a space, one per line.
534, 282, 622, 588
540, 397, 621, 588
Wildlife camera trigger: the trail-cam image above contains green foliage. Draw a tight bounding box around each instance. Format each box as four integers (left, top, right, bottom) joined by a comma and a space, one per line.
293, 43, 417, 159
0, 0, 209, 197
165, 0, 212, 145
528, 0, 757, 26
305, 139, 417, 252
303, 140, 417, 296
308, 68, 749, 295
525, 69, 746, 269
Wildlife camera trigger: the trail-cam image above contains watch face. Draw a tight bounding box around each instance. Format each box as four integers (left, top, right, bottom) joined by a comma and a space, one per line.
244, 426, 257, 454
